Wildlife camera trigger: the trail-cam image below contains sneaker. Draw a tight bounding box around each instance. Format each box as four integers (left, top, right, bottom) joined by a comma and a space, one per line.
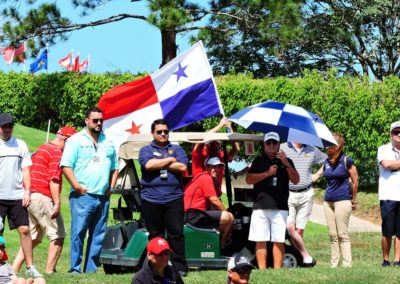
382, 260, 391, 267
26, 265, 43, 277
302, 257, 317, 268
393, 261, 400, 267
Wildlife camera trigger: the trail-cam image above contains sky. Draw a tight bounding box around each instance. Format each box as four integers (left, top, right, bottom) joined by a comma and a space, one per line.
1, 0, 194, 74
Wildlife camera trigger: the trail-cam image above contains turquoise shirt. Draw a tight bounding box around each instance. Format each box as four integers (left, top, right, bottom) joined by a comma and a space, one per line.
60, 129, 118, 195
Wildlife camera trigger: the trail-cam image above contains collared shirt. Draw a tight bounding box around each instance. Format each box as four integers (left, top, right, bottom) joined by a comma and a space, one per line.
60, 129, 118, 195
378, 142, 400, 201
184, 172, 217, 211
139, 141, 188, 204
131, 262, 184, 284
280, 142, 326, 190
0, 136, 32, 200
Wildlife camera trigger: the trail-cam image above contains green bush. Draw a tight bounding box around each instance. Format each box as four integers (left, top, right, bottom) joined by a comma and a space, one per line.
1, 70, 398, 185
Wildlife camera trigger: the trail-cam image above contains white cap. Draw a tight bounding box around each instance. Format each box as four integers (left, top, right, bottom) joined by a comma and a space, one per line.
264, 132, 280, 142
390, 121, 400, 133
204, 156, 224, 167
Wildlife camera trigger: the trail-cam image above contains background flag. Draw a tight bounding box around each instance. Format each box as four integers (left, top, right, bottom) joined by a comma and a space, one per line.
58, 51, 73, 70
29, 49, 48, 73
98, 41, 223, 144
73, 53, 79, 71
79, 57, 89, 73
1, 42, 25, 65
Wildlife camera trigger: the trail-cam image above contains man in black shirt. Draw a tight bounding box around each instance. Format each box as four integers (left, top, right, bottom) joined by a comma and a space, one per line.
246, 132, 299, 269
131, 237, 184, 284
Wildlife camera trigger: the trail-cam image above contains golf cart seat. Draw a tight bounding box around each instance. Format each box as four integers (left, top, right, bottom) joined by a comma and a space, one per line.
185, 209, 217, 233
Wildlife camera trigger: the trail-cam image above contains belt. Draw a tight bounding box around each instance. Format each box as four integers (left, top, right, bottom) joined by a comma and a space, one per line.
289, 185, 312, 193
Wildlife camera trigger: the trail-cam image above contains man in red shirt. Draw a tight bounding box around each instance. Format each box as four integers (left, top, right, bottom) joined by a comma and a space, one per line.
191, 117, 239, 196
184, 157, 234, 248
13, 126, 77, 274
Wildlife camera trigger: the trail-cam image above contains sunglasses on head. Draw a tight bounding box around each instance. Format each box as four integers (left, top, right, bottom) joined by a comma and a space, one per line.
265, 140, 278, 146
91, 118, 103, 124
156, 130, 169, 135
234, 267, 252, 274
151, 250, 171, 256
392, 131, 400, 136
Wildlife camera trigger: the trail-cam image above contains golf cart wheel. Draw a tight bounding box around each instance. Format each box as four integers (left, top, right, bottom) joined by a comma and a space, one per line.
282, 246, 302, 268
103, 264, 134, 274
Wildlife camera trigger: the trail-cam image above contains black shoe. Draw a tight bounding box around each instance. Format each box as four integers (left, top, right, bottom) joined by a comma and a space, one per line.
178, 270, 188, 277
302, 257, 317, 268
393, 261, 400, 267
382, 260, 391, 267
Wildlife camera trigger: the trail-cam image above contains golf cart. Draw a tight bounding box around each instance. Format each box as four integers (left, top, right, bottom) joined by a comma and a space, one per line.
99, 132, 302, 274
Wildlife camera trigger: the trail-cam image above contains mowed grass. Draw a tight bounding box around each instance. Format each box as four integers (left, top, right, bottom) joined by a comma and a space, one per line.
4, 124, 398, 283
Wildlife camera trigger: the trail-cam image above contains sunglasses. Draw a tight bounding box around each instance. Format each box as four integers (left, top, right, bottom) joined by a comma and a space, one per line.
156, 130, 169, 135
0, 124, 14, 129
392, 131, 400, 136
0, 246, 5, 251
151, 250, 171, 256
91, 118, 103, 124
265, 140, 278, 146
234, 268, 252, 274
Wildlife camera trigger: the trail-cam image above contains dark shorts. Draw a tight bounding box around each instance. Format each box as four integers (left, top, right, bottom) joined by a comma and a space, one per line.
186, 210, 222, 228
380, 200, 400, 237
0, 200, 29, 231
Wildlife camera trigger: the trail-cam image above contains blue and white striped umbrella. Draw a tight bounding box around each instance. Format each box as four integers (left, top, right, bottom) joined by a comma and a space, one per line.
228, 101, 337, 147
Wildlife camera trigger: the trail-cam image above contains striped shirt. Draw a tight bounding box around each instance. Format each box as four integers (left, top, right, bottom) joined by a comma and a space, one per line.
280, 142, 326, 190
31, 142, 63, 198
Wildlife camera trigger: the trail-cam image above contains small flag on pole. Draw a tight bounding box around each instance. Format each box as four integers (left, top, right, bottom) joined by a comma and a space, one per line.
29, 49, 48, 73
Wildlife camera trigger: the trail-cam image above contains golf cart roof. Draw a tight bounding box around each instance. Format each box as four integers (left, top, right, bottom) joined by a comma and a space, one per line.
119, 132, 264, 160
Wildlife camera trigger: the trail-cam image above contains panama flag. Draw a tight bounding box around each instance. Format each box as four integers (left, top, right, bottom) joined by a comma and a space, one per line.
79, 57, 89, 73
58, 52, 73, 70
1, 42, 25, 65
98, 41, 223, 144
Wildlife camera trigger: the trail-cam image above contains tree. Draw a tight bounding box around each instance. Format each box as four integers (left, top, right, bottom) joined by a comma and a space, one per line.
298, 0, 400, 80
0, 0, 303, 67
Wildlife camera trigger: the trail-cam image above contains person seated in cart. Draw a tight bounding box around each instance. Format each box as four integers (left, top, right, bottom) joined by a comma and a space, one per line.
184, 157, 234, 249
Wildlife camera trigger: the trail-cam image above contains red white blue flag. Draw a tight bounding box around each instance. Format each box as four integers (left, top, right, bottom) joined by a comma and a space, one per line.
98, 41, 223, 143
58, 52, 73, 70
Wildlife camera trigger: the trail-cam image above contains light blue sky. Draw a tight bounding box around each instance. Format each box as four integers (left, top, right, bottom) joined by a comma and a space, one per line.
1, 0, 193, 74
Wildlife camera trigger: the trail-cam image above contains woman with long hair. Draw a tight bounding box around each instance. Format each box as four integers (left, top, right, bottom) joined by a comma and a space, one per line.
318, 132, 358, 268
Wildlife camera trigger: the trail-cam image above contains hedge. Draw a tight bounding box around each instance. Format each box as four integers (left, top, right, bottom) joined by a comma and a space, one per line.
1, 69, 398, 185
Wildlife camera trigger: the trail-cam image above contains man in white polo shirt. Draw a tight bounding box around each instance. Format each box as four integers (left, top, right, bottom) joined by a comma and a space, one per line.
0, 113, 42, 277
378, 121, 400, 267
280, 141, 326, 267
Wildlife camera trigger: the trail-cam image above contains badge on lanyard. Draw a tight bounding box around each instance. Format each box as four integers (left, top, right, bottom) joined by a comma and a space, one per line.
93, 153, 100, 163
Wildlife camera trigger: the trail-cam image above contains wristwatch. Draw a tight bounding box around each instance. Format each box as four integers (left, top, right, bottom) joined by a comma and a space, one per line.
284, 164, 292, 168
24, 190, 31, 195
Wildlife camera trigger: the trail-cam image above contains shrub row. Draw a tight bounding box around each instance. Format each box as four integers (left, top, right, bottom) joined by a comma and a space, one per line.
1, 70, 398, 185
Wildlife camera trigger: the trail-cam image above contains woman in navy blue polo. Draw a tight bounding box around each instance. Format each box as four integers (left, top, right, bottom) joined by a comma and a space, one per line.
319, 132, 358, 268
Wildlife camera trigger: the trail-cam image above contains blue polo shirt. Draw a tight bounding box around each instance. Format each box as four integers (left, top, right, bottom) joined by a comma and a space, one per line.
323, 154, 353, 202
60, 129, 118, 195
139, 141, 188, 204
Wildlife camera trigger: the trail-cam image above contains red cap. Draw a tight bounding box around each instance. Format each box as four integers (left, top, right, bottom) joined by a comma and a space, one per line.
57, 126, 77, 138
147, 237, 172, 254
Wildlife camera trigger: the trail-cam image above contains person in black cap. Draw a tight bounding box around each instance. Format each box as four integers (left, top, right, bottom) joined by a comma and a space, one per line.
0, 113, 42, 277
226, 254, 253, 284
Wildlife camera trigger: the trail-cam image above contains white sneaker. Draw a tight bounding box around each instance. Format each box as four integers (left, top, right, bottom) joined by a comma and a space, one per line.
26, 265, 43, 277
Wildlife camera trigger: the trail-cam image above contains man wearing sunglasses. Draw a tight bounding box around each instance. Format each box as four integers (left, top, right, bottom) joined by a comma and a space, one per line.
184, 156, 234, 249
0, 113, 43, 277
139, 119, 188, 276
226, 254, 253, 284
61, 107, 118, 273
131, 237, 184, 284
378, 121, 400, 267
246, 132, 299, 269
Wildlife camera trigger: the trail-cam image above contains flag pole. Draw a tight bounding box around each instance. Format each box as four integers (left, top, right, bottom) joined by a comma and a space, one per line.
46, 44, 49, 74
88, 54, 90, 73
46, 119, 51, 143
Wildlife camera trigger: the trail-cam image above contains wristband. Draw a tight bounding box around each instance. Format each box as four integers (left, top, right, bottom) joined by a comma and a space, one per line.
24, 190, 31, 195
284, 164, 292, 168
109, 187, 114, 192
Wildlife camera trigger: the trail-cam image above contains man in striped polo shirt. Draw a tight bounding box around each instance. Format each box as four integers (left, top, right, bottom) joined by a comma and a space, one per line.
280, 141, 326, 267
13, 126, 77, 274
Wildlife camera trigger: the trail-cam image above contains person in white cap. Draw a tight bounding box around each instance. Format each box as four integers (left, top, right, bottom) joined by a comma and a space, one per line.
184, 156, 234, 248
246, 132, 299, 269
378, 121, 400, 267
226, 254, 253, 284
0, 113, 42, 277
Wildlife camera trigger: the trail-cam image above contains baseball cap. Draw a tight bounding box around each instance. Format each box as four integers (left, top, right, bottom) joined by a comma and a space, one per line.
0, 236, 8, 262
205, 156, 224, 167
264, 132, 280, 142
390, 121, 400, 133
227, 254, 253, 271
57, 126, 77, 138
147, 237, 172, 254
0, 113, 14, 126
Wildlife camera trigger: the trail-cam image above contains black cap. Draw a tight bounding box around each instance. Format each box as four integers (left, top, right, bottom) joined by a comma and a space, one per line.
0, 113, 14, 126
227, 254, 253, 270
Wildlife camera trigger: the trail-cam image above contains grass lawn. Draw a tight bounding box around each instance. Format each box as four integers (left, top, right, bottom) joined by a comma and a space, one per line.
4, 124, 397, 283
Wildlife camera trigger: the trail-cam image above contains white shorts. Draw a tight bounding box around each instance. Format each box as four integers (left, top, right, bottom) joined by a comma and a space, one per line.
287, 188, 314, 229
248, 209, 288, 242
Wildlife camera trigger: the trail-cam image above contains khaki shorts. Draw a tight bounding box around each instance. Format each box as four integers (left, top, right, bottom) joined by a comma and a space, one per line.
287, 187, 314, 229
28, 193, 67, 241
